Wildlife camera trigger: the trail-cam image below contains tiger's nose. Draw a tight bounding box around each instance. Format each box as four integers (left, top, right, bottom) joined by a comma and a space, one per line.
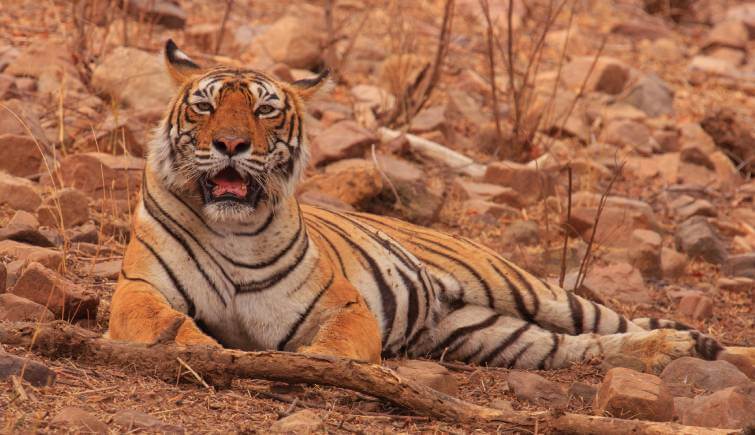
212, 135, 251, 156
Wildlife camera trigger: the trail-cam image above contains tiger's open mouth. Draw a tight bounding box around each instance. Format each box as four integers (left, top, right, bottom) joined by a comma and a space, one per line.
200, 167, 265, 207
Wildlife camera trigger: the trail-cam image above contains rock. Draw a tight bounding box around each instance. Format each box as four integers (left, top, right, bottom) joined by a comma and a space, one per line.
461, 200, 518, 222
299, 159, 382, 206
5, 39, 82, 96
373, 154, 444, 223
600, 354, 648, 373
409, 105, 446, 134
395, 360, 458, 396
9, 210, 39, 228
621, 73, 674, 117
722, 254, 755, 279
112, 409, 184, 433
536, 90, 590, 142
0, 353, 56, 387
310, 121, 377, 167
37, 188, 90, 228
675, 384, 755, 429
350, 84, 396, 115
676, 292, 714, 320
660, 357, 749, 393
703, 20, 748, 52
90, 260, 122, 280
41, 152, 143, 200
600, 120, 651, 150
257, 11, 323, 69
569, 382, 598, 404
0, 293, 56, 322
0, 222, 54, 247
661, 247, 687, 280
67, 223, 99, 244
502, 220, 540, 246
593, 367, 673, 421
0, 240, 62, 269
0, 99, 49, 145
74, 117, 144, 157
11, 262, 99, 321
674, 216, 728, 264
450, 179, 522, 208
701, 107, 755, 175
270, 409, 323, 433
92, 47, 174, 112
629, 229, 662, 280
0, 134, 44, 177
0, 172, 42, 212
718, 277, 754, 293
688, 55, 739, 79
49, 407, 108, 434
0, 262, 5, 292
484, 161, 554, 205
611, 19, 670, 40
561, 56, 630, 94
507, 371, 569, 409
121, 0, 186, 28
726, 3, 755, 37
566, 195, 659, 248
578, 262, 653, 304
669, 195, 716, 220
297, 190, 354, 211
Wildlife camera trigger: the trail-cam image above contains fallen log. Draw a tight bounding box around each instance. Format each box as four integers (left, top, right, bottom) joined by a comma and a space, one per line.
0, 321, 739, 433
379, 127, 487, 178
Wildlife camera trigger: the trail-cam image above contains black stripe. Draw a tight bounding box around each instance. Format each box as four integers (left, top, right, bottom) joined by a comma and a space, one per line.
398, 269, 420, 344
537, 333, 559, 369
504, 262, 541, 320
507, 342, 533, 368
143, 189, 229, 305
649, 317, 660, 330
488, 259, 533, 322
308, 215, 397, 344
590, 301, 602, 333
305, 219, 347, 276
479, 323, 532, 366
234, 208, 275, 236
236, 236, 310, 293
429, 313, 501, 357
277, 272, 335, 351
567, 292, 584, 335
120, 270, 157, 289
617, 316, 627, 333
136, 235, 196, 317
219, 214, 304, 268
463, 344, 485, 363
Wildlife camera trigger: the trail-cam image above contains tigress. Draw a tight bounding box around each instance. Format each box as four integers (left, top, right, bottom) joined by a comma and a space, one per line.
109, 40, 731, 372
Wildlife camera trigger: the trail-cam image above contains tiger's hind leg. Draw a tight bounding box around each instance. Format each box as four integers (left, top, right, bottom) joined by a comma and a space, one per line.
414, 305, 722, 372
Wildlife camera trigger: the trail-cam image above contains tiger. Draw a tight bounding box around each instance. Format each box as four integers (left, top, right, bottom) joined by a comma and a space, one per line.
108, 39, 736, 373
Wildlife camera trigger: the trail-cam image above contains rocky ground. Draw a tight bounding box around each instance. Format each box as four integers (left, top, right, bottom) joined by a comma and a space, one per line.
0, 0, 754, 433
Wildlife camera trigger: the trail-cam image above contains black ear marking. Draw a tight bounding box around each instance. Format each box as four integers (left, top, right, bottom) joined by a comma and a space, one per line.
166, 39, 200, 69
293, 68, 331, 89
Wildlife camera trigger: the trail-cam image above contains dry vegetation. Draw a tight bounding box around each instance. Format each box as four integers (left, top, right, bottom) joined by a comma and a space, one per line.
0, 0, 754, 433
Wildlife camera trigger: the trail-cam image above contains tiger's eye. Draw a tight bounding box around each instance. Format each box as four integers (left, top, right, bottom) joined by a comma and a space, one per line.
256, 104, 275, 115
194, 102, 213, 112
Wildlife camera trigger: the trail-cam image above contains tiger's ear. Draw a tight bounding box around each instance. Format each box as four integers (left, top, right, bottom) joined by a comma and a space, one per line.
291, 69, 333, 101
165, 39, 202, 85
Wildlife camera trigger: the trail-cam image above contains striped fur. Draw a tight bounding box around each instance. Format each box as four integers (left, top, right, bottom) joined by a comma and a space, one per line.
108, 41, 728, 372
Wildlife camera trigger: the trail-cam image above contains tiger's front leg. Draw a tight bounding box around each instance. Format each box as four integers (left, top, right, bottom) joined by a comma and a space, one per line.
298, 276, 382, 364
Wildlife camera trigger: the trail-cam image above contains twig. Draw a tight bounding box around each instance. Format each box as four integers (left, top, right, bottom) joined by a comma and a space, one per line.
479, 0, 503, 156
559, 165, 573, 288
573, 162, 625, 291
371, 144, 403, 208
11, 376, 29, 402
176, 356, 212, 391
214, 0, 234, 54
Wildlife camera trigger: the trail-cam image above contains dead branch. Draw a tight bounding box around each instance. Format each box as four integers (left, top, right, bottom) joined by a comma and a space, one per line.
558, 165, 573, 288
214, 0, 234, 54
479, 0, 504, 155
1, 321, 734, 433
379, 127, 486, 178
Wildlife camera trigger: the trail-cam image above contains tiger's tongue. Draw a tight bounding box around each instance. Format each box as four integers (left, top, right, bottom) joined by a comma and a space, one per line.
211, 175, 248, 198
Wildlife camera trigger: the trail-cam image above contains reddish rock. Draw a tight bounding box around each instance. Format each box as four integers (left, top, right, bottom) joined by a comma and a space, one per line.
0, 353, 56, 387
395, 360, 458, 396
409, 105, 446, 134
508, 371, 569, 409
450, 179, 522, 208
561, 56, 630, 95
484, 161, 554, 205
718, 277, 754, 293
74, 117, 144, 157
594, 367, 673, 421
120, 0, 186, 29
270, 409, 323, 433
11, 262, 99, 321
112, 409, 184, 433
0, 293, 55, 322
298, 159, 382, 206
0, 240, 62, 269
41, 152, 143, 200
661, 247, 688, 280
722, 253, 755, 280
600, 120, 651, 150
669, 195, 717, 220
579, 262, 653, 304
372, 154, 444, 223
0, 99, 50, 144
0, 210, 54, 247
310, 121, 377, 167
49, 407, 108, 434
89, 260, 122, 280
0, 262, 5, 292
257, 9, 324, 70
461, 200, 518, 221
629, 229, 662, 280
0, 172, 42, 212
569, 382, 598, 404
674, 216, 728, 265
676, 292, 714, 320
37, 188, 90, 229
621, 73, 674, 117
703, 20, 748, 52
675, 384, 755, 429
660, 357, 749, 393
0, 134, 45, 177
701, 107, 755, 175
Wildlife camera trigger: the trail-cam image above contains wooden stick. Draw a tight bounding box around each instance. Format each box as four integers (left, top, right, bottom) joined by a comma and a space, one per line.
378, 128, 486, 178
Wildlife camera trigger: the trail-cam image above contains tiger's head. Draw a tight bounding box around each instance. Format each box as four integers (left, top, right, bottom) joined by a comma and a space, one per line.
149, 40, 330, 222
